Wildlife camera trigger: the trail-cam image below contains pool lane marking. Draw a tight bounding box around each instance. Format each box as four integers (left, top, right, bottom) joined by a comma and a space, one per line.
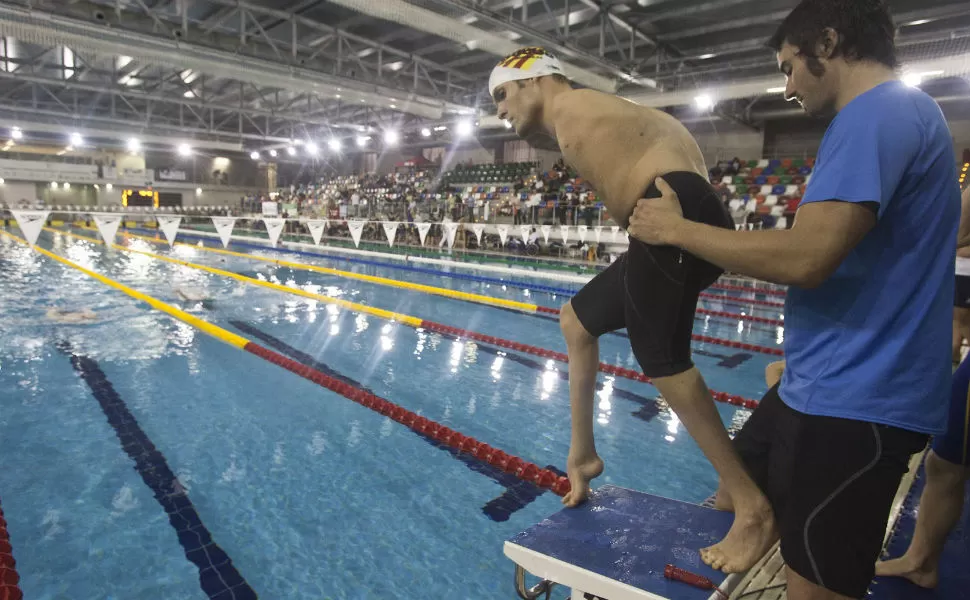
1, 228, 572, 497
56, 341, 257, 600
43, 230, 772, 404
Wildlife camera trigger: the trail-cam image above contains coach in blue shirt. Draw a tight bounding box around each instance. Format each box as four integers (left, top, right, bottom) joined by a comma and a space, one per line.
628, 1, 960, 598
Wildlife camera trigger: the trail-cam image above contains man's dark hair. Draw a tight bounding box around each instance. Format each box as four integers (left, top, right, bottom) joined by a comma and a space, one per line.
768, 0, 897, 69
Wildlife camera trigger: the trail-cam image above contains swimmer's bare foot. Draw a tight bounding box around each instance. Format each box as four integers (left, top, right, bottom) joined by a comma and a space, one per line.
562, 453, 604, 507
700, 501, 778, 573
875, 555, 939, 589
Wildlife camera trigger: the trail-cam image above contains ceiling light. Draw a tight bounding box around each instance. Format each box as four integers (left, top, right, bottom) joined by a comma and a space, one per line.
384, 130, 399, 146
195, 187, 202, 195
433, 126, 448, 132
390, 104, 397, 109
356, 136, 369, 148
906, 19, 931, 26
106, 183, 113, 191
127, 137, 141, 152
694, 94, 714, 110
50, 181, 58, 189
335, 94, 341, 98
250, 151, 260, 160
421, 128, 431, 137
456, 120, 474, 137
70, 132, 83, 146
698, 53, 716, 59
504, 120, 513, 129
287, 146, 296, 156
902, 73, 922, 87
269, 149, 278, 157
63, 182, 71, 190
306, 142, 319, 155
11, 127, 22, 140
328, 138, 342, 152
177, 143, 192, 157
183, 90, 195, 98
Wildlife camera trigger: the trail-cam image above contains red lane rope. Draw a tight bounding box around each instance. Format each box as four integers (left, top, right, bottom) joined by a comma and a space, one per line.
699, 292, 786, 309
418, 321, 762, 409
242, 342, 574, 496
0, 499, 23, 600
709, 282, 787, 297
535, 305, 785, 329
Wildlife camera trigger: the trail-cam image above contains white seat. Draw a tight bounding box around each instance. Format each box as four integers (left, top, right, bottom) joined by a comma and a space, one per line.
770, 205, 785, 217
785, 184, 799, 195
760, 185, 773, 195
745, 200, 758, 212
758, 159, 769, 167
729, 199, 744, 211
727, 184, 737, 193
721, 175, 733, 184
775, 216, 788, 229
764, 195, 779, 206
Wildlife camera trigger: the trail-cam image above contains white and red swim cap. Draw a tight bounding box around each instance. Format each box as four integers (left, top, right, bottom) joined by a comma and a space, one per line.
488, 47, 567, 99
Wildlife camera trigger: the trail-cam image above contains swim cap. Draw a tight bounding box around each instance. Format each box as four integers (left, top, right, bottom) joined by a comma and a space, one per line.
489, 47, 566, 99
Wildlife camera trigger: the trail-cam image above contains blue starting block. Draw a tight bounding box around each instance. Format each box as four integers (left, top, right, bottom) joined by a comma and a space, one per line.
504, 486, 742, 599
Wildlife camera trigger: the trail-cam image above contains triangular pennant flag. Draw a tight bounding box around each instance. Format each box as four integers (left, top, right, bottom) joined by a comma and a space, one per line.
471, 223, 486, 247
416, 222, 432, 246
157, 216, 182, 247
382, 221, 400, 247
93, 215, 122, 245
611, 225, 620, 242
519, 224, 531, 243
593, 226, 603, 244
540, 225, 552, 244
577, 225, 588, 244
444, 222, 459, 249
496, 224, 509, 246
10, 210, 50, 247
263, 217, 286, 247
211, 217, 236, 248
347, 220, 365, 247
559, 225, 570, 245
306, 219, 327, 245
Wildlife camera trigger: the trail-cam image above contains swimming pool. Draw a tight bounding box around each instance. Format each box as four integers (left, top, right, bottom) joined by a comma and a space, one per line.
0, 225, 783, 599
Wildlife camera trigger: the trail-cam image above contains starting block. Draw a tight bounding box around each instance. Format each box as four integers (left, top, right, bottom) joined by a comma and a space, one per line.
504, 486, 742, 599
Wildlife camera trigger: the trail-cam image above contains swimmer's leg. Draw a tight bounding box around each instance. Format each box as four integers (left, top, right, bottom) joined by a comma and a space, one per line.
651, 369, 777, 573
952, 306, 970, 364
875, 450, 969, 589
560, 301, 606, 508
559, 259, 626, 508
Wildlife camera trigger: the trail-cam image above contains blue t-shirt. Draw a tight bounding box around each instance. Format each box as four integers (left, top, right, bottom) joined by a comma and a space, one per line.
779, 81, 960, 434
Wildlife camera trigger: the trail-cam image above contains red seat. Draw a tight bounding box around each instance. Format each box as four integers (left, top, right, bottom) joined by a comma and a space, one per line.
756, 194, 767, 204
781, 158, 793, 168
767, 176, 780, 185
752, 167, 764, 176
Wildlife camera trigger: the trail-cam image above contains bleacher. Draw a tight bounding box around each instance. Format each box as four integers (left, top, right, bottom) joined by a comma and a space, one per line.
440, 161, 537, 185
719, 157, 814, 218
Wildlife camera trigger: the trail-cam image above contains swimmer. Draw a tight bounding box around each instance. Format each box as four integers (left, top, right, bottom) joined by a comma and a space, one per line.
46, 307, 97, 323
174, 286, 214, 309
952, 185, 970, 363
489, 48, 772, 573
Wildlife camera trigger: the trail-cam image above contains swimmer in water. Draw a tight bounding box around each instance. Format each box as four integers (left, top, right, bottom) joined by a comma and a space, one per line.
46, 307, 97, 323
174, 286, 214, 309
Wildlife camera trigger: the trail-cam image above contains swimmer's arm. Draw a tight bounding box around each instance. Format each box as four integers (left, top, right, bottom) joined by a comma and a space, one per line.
668, 201, 876, 288
765, 360, 785, 388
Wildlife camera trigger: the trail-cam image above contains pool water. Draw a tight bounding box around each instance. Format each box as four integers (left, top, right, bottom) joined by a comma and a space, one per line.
0, 226, 783, 599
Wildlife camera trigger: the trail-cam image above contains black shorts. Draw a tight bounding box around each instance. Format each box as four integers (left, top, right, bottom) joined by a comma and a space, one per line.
955, 275, 970, 309
569, 171, 733, 377
734, 387, 928, 598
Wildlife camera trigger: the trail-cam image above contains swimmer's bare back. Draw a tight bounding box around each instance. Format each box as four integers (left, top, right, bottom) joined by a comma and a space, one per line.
548, 89, 708, 227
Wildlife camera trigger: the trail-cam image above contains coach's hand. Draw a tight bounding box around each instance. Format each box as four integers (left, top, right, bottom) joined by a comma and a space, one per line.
628, 177, 684, 245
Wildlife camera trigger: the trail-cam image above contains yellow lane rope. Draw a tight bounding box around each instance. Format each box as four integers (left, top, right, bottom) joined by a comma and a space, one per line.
83, 225, 540, 314
0, 229, 250, 349
44, 227, 424, 328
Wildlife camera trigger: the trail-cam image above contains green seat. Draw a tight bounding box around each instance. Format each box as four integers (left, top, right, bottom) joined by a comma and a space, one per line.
780, 175, 792, 184
734, 175, 746, 184
747, 160, 759, 168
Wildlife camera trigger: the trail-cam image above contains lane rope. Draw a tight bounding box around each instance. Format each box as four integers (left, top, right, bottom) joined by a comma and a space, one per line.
117, 228, 785, 327
0, 228, 573, 497
0, 496, 22, 600
134, 227, 789, 310
48, 228, 766, 405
